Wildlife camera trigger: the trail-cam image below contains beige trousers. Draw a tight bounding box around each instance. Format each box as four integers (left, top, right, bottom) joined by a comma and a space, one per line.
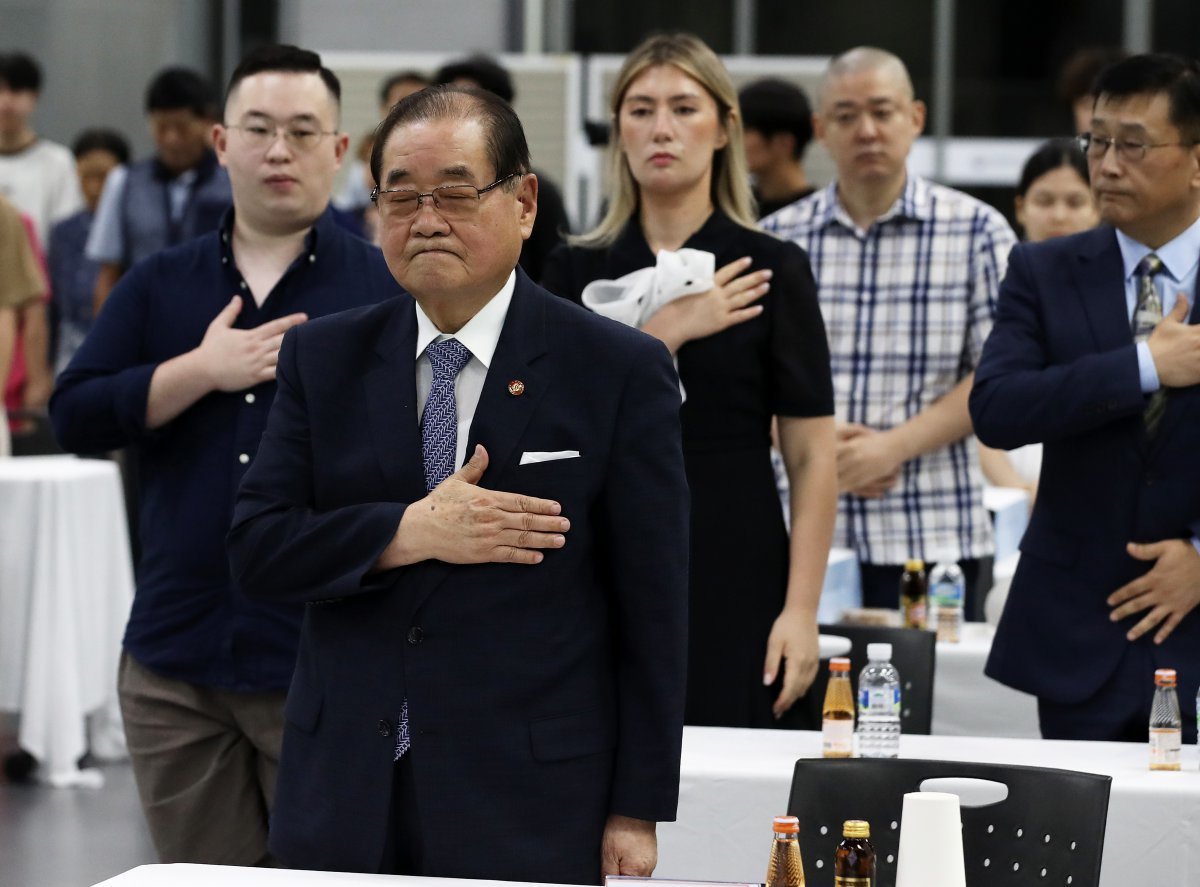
118, 652, 286, 864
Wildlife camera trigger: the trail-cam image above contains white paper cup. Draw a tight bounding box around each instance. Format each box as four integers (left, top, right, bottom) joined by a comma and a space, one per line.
894, 791, 967, 887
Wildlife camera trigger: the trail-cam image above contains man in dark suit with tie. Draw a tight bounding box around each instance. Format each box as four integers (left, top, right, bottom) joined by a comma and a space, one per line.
971, 53, 1200, 742
227, 84, 689, 881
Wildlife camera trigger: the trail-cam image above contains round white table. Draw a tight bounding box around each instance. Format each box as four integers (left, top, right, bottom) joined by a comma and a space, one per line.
0, 455, 134, 786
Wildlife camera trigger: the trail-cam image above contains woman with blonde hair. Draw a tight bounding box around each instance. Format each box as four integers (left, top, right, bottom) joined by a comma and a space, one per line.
542, 33, 836, 728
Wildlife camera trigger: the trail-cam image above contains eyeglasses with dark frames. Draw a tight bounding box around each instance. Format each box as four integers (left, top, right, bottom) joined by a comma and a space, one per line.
1077, 132, 1198, 164
370, 173, 522, 221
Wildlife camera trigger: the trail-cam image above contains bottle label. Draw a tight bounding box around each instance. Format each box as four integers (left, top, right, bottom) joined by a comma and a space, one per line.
1150, 727, 1181, 769
930, 577, 963, 604
859, 687, 901, 714
902, 598, 926, 629
823, 718, 854, 756
835, 878, 872, 886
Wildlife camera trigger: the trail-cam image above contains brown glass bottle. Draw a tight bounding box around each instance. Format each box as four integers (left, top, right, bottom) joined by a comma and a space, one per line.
899, 558, 927, 629
765, 815, 806, 887
822, 657, 855, 758
834, 820, 876, 887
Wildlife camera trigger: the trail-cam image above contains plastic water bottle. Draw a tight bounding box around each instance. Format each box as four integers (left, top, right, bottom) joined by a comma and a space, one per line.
857, 642, 901, 758
929, 561, 965, 643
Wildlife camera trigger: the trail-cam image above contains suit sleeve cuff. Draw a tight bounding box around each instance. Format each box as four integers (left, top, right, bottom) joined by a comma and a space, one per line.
1136, 341, 1161, 393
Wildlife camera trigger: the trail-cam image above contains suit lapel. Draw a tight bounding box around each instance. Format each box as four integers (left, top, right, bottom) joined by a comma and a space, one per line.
363, 298, 427, 502
464, 272, 550, 483
1072, 226, 1131, 355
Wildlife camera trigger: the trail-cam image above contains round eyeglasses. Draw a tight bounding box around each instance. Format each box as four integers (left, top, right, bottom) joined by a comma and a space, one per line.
370, 173, 522, 221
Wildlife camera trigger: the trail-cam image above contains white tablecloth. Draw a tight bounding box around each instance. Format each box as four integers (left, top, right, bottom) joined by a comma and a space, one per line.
932, 622, 1039, 738
658, 726, 1200, 887
95, 869, 561, 887
0, 455, 134, 785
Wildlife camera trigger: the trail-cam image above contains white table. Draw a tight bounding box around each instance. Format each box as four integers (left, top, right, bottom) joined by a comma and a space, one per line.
0, 455, 134, 786
94, 869, 548, 887
932, 622, 1039, 738
658, 726, 1200, 887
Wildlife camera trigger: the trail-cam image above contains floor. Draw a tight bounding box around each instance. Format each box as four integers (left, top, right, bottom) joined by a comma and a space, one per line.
0, 730, 156, 887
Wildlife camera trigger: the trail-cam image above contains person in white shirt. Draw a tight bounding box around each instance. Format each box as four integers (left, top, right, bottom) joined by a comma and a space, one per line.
0, 52, 82, 246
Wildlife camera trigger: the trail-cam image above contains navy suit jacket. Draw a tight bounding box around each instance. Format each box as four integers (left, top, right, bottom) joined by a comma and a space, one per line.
971, 225, 1200, 705
227, 271, 689, 881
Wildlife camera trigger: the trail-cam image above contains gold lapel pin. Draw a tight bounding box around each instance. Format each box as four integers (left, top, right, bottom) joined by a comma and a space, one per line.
507, 379, 525, 397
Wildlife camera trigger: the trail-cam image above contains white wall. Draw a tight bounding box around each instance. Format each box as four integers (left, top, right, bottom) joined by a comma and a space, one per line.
278, 0, 510, 53
1, 0, 210, 157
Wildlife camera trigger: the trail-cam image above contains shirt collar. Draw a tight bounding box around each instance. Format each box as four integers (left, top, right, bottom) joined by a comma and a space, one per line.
1115, 214, 1200, 283
218, 205, 331, 265
414, 269, 516, 369
820, 174, 929, 232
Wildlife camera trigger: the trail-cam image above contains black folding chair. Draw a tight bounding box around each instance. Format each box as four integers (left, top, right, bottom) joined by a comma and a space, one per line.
788, 757, 1111, 887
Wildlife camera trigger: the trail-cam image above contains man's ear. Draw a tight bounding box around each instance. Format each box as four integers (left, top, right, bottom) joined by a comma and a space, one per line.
812, 111, 826, 145
911, 99, 927, 136
212, 124, 229, 166
517, 172, 539, 241
332, 132, 351, 169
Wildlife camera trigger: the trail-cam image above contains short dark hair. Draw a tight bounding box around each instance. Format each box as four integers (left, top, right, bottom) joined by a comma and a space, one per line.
72, 128, 131, 165
225, 44, 341, 110
379, 70, 429, 107
434, 55, 514, 105
0, 52, 41, 93
145, 67, 218, 118
370, 85, 530, 190
1057, 46, 1129, 105
1016, 138, 1088, 197
1092, 53, 1200, 142
738, 78, 814, 160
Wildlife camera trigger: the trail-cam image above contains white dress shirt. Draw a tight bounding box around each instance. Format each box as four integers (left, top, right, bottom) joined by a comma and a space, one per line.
414, 270, 516, 471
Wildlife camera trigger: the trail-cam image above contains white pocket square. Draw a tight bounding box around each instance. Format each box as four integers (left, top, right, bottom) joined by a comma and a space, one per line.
519, 450, 581, 465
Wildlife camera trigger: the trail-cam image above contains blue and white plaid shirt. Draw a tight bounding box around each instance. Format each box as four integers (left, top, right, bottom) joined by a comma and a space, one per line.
763, 176, 1017, 565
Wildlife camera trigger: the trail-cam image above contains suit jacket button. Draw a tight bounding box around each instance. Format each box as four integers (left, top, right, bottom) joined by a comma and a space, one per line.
407, 626, 424, 645
378, 719, 392, 737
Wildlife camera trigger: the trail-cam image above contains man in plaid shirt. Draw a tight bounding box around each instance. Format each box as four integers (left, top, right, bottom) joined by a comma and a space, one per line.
763, 47, 1017, 617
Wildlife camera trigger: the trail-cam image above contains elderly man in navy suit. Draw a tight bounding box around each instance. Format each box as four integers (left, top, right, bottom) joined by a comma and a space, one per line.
972, 54, 1200, 743
227, 84, 689, 881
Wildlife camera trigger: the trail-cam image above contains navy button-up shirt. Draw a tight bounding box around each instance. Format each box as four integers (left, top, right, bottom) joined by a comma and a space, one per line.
50, 207, 404, 691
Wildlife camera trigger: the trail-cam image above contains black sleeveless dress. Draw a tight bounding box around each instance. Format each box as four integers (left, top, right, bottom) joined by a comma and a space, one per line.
542, 211, 834, 727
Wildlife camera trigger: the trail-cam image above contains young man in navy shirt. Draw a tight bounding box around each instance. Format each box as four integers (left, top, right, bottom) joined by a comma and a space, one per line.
50, 45, 401, 865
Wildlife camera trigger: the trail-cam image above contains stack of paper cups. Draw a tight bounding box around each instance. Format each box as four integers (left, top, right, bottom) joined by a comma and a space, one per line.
894, 791, 966, 887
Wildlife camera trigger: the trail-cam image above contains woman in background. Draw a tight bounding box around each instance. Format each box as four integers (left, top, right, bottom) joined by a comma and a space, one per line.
542, 33, 836, 728
979, 138, 1099, 499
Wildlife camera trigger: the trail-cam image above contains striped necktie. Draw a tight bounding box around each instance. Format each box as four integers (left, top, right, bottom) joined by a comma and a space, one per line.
1133, 254, 1167, 435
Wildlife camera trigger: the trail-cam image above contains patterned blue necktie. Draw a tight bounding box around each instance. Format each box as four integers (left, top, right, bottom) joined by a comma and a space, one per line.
396, 337, 472, 761
421, 338, 473, 491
